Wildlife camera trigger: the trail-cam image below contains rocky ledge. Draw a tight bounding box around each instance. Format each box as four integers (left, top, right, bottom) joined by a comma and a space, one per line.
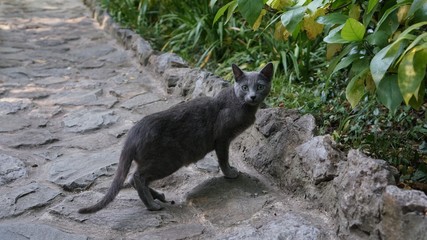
0, 0, 425, 239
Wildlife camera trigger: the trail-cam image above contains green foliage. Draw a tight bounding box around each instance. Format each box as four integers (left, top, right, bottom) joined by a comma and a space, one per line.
215, 0, 427, 112
101, 0, 427, 184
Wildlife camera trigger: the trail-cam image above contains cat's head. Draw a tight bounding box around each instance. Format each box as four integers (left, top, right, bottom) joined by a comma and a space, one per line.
232, 63, 273, 106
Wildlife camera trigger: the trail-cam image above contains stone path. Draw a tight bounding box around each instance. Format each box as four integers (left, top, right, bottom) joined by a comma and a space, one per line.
0, 0, 337, 239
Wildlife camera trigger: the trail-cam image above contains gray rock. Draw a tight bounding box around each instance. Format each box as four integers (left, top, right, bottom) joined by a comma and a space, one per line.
296, 135, 342, 184
120, 92, 163, 110
0, 115, 31, 133
63, 109, 119, 133
163, 67, 195, 88
233, 108, 316, 180
54, 132, 120, 151
132, 38, 153, 65
0, 98, 31, 114
49, 149, 120, 191
70, 43, 116, 62
192, 72, 229, 98
33, 76, 68, 86
50, 191, 167, 231
136, 223, 205, 240
195, 152, 219, 173
0, 153, 27, 186
28, 105, 62, 119
0, 129, 58, 148
168, 69, 229, 99
0, 223, 88, 240
0, 182, 61, 219
186, 174, 270, 227
133, 98, 182, 116
272, 214, 325, 240
150, 53, 188, 74
52, 89, 117, 108
10, 87, 51, 99
334, 150, 396, 238
380, 185, 427, 240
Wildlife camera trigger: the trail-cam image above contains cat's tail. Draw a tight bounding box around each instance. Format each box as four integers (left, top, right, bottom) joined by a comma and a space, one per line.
78, 145, 134, 214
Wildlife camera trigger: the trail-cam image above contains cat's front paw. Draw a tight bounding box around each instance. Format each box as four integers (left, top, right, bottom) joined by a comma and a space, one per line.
224, 167, 239, 179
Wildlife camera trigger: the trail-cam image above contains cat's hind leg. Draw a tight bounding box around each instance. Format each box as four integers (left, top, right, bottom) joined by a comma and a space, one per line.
128, 173, 166, 203
150, 188, 166, 203
132, 172, 163, 211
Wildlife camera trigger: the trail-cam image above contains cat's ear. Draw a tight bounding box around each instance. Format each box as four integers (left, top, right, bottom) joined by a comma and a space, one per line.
260, 62, 274, 81
232, 64, 244, 81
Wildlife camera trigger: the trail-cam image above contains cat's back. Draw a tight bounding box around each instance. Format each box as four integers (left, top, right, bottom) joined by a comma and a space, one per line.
135, 96, 220, 139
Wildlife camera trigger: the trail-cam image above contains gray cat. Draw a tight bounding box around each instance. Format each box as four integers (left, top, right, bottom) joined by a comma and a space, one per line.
78, 63, 273, 213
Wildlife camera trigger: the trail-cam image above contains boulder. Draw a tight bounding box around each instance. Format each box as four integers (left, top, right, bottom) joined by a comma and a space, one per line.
149, 53, 187, 75
334, 150, 396, 238
380, 185, 427, 240
233, 108, 316, 183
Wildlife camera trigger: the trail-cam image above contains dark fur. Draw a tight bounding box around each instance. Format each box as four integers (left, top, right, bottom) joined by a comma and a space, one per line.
78, 63, 273, 213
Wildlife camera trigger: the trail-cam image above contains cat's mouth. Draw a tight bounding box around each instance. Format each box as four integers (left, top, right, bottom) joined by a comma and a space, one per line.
245, 99, 259, 106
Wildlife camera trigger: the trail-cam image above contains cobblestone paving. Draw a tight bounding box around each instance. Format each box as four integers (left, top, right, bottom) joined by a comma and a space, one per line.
0, 0, 336, 239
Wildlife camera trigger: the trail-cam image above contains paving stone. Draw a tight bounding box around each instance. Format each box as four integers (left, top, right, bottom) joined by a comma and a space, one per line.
120, 92, 163, 110
54, 132, 120, 151
0, 223, 88, 240
63, 109, 119, 133
186, 174, 270, 227
195, 152, 219, 173
0, 129, 58, 148
0, 115, 31, 133
49, 191, 167, 231
0, 98, 31, 114
28, 105, 62, 119
135, 223, 205, 240
51, 89, 117, 108
0, 182, 61, 219
49, 149, 120, 191
0, 153, 27, 186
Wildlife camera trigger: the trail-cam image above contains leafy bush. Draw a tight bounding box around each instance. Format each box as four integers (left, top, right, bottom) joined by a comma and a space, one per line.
100, 0, 427, 186
215, 0, 427, 113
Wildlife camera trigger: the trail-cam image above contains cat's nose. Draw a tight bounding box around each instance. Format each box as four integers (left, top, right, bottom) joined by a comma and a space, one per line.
250, 96, 256, 100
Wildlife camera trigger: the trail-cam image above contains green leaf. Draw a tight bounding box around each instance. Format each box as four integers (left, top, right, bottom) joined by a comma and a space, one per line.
367, 0, 379, 13
408, 0, 426, 18
346, 68, 368, 108
238, 0, 264, 27
395, 21, 427, 42
375, 1, 410, 33
365, 30, 389, 48
408, 79, 425, 110
341, 18, 365, 41
370, 41, 405, 86
316, 13, 348, 25
398, 47, 427, 104
226, 1, 239, 23
326, 43, 355, 77
307, 0, 324, 12
281, 6, 306, 33
332, 54, 361, 74
213, 1, 235, 25
324, 25, 349, 43
376, 74, 403, 114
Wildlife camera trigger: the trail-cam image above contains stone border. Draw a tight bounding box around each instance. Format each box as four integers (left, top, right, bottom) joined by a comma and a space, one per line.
83, 0, 229, 100
82, 1, 427, 239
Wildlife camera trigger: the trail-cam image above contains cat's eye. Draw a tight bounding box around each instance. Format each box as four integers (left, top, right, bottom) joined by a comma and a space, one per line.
241, 85, 249, 91
257, 84, 265, 91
